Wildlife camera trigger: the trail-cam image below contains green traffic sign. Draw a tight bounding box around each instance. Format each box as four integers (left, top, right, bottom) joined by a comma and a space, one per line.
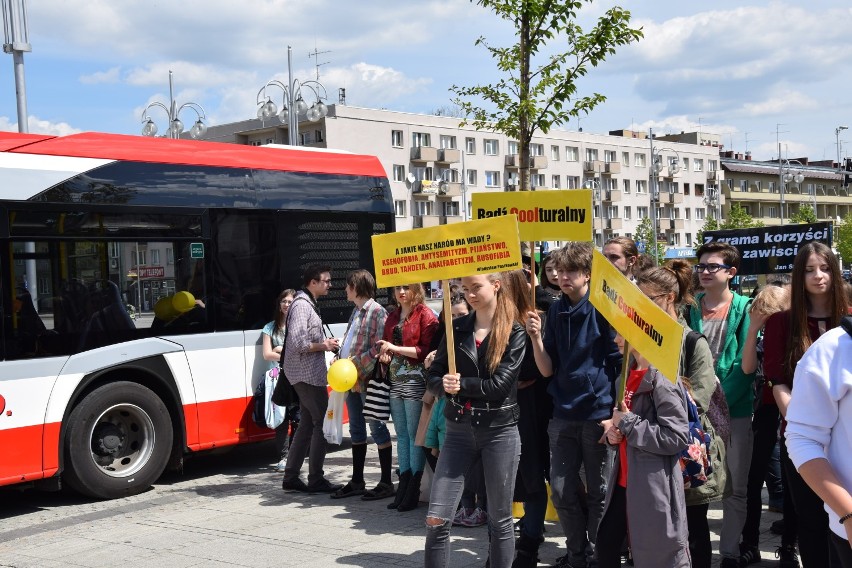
190, 243, 204, 259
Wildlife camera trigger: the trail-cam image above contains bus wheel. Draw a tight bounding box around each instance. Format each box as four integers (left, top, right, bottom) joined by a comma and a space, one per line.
64, 381, 173, 499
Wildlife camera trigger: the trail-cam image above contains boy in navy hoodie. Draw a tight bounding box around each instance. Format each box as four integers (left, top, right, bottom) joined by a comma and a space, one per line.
527, 242, 622, 568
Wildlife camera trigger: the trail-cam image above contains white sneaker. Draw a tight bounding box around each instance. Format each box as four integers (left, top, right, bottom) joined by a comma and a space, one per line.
274, 458, 287, 471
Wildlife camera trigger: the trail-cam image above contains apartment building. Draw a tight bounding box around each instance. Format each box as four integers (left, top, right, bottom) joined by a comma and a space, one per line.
198, 105, 725, 250
719, 152, 848, 227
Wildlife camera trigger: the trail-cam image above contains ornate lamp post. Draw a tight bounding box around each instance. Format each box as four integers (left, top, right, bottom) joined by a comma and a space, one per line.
255, 46, 328, 146
777, 153, 805, 221
583, 177, 603, 249
140, 71, 208, 139
649, 128, 682, 264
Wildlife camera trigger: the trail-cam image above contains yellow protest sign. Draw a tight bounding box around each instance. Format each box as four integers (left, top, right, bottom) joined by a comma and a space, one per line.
372, 216, 522, 288
471, 190, 593, 242
589, 249, 684, 383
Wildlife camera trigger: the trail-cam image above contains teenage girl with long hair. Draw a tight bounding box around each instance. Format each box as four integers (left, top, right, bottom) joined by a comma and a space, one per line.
424, 272, 526, 568
632, 261, 725, 568
764, 242, 849, 567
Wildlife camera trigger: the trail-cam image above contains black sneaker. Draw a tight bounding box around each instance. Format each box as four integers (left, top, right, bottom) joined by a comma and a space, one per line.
719, 557, 741, 568
307, 478, 344, 494
770, 518, 784, 535
281, 477, 309, 492
739, 543, 760, 565
776, 544, 800, 568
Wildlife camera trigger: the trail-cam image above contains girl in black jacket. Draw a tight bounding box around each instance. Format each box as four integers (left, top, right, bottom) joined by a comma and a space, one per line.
424, 272, 527, 568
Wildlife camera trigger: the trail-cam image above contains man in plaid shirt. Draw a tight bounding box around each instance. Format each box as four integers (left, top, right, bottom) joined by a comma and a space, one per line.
281, 264, 343, 494
330, 269, 396, 501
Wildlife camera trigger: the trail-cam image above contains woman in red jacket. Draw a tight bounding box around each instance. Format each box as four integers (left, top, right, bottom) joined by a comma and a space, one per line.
378, 283, 438, 512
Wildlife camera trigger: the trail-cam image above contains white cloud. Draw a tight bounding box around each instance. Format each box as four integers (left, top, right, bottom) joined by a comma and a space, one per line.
80, 67, 121, 85
0, 116, 82, 136
741, 91, 819, 117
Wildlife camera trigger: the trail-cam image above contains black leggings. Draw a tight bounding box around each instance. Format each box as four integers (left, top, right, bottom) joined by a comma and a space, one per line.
596, 485, 628, 568
686, 503, 712, 568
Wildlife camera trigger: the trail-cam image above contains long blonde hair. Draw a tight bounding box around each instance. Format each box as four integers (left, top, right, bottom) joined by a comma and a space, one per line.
482, 273, 519, 374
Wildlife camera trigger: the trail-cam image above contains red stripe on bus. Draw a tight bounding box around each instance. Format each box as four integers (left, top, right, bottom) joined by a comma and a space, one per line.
4, 132, 388, 177
0, 132, 54, 151
0, 423, 47, 486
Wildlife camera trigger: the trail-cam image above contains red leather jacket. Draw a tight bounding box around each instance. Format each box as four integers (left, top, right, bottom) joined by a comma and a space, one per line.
382, 302, 438, 363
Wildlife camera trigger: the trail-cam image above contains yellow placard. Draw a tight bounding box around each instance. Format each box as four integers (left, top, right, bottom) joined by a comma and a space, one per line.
471, 190, 593, 242
372, 216, 523, 288
589, 249, 684, 383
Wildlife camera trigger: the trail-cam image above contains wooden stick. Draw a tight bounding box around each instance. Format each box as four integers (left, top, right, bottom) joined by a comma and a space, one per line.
442, 280, 456, 375
528, 241, 536, 309
618, 340, 631, 404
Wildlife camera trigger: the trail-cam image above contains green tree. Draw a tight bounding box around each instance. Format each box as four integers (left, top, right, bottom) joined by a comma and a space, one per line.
452, 0, 643, 190
694, 203, 763, 253
835, 212, 852, 267
634, 216, 665, 265
789, 204, 818, 224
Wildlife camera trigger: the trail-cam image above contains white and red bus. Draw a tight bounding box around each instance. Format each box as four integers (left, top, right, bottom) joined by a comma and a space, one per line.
0, 131, 394, 499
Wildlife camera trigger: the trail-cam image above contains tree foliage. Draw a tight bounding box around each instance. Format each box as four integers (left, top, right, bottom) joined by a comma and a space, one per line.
694, 203, 763, 252
634, 216, 665, 266
452, 0, 643, 190
789, 204, 818, 224
835, 212, 852, 266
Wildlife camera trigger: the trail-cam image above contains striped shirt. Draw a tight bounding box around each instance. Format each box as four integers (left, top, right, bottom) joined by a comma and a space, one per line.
282, 291, 327, 387
343, 298, 387, 383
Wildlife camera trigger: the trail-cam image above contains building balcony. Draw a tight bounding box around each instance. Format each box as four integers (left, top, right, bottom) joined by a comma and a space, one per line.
607, 218, 623, 230
707, 170, 718, 181
412, 180, 438, 197
505, 154, 548, 170
436, 148, 460, 164
442, 215, 464, 224
412, 214, 441, 228
583, 160, 604, 174
668, 218, 685, 230
531, 155, 548, 169
603, 190, 622, 202
410, 146, 438, 162
665, 192, 684, 204
436, 182, 462, 198
603, 162, 621, 175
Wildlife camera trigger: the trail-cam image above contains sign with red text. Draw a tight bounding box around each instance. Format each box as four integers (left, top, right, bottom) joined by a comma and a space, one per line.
589, 249, 684, 384
471, 190, 592, 242
372, 216, 522, 288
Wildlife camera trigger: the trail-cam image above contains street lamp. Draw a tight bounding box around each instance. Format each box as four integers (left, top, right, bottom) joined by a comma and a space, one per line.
255, 45, 328, 146
648, 128, 682, 264
703, 185, 721, 223
836, 125, 848, 172
777, 155, 805, 221
583, 177, 603, 248
140, 70, 207, 139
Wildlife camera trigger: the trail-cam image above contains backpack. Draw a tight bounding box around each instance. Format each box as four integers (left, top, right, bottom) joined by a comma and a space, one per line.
679, 381, 713, 489
683, 330, 731, 446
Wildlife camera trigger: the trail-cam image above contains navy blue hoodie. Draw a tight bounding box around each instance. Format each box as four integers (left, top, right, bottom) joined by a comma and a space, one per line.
543, 289, 622, 421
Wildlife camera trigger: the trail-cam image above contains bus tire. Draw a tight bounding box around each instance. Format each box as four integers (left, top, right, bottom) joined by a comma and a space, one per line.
64, 381, 174, 499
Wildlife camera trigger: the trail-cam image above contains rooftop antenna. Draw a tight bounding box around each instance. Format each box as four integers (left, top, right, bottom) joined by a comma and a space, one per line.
308, 45, 331, 81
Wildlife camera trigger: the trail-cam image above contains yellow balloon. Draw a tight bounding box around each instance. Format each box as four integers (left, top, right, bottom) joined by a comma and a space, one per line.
154, 297, 178, 321
172, 291, 196, 313
327, 358, 357, 392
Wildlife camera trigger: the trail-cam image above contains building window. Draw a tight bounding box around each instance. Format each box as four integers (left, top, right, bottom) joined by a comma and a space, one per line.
585, 148, 599, 161
485, 171, 501, 187
467, 169, 477, 186
530, 143, 544, 156
622, 152, 630, 166
439, 135, 457, 149
624, 206, 632, 220
394, 200, 406, 217
531, 174, 545, 188
551, 145, 560, 161
508, 141, 519, 155
391, 130, 403, 147
622, 179, 631, 193
412, 166, 433, 181
686, 233, 693, 246
412, 132, 431, 147
166, 248, 174, 265
567, 176, 580, 189
465, 137, 476, 154
249, 140, 261, 146
604, 150, 617, 163
392, 164, 405, 182
755, 180, 762, 191
299, 132, 312, 145
415, 200, 434, 216
636, 180, 647, 194
552, 175, 561, 188
566, 146, 579, 162
635, 153, 647, 167
132, 250, 147, 265
685, 208, 691, 220
694, 159, 703, 172
709, 160, 717, 172
766, 205, 778, 218
696, 207, 706, 220
739, 180, 748, 192
638, 206, 649, 218
443, 201, 460, 217
607, 206, 619, 219
151, 249, 160, 265
682, 158, 689, 171
484, 139, 499, 155
315, 130, 324, 143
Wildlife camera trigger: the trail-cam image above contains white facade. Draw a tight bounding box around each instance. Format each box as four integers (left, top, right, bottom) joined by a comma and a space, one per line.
200, 105, 725, 250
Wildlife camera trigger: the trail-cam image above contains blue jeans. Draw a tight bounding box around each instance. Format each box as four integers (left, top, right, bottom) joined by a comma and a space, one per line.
389, 396, 424, 473
346, 389, 391, 445
548, 418, 608, 568
425, 420, 521, 568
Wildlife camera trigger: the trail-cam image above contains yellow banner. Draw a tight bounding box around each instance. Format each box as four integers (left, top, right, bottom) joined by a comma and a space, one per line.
471, 190, 593, 242
589, 249, 684, 383
372, 216, 522, 288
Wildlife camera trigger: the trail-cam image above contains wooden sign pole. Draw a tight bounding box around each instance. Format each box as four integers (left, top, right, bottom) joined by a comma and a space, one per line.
442, 280, 456, 374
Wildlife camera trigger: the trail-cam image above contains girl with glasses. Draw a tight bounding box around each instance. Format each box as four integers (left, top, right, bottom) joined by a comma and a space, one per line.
262, 288, 298, 470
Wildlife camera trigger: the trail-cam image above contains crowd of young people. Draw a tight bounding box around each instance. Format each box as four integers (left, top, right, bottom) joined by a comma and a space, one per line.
268, 237, 852, 568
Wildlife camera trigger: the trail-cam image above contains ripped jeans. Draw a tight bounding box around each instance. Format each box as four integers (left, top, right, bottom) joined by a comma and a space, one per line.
424, 419, 521, 568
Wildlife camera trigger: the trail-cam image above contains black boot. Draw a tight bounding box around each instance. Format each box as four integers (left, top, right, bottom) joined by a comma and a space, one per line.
388, 470, 411, 509
397, 470, 423, 512
511, 533, 543, 568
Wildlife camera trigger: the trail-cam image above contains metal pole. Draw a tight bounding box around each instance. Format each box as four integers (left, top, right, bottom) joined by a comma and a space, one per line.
168, 70, 176, 139
12, 49, 26, 132
649, 128, 658, 265
778, 143, 785, 221
287, 46, 298, 146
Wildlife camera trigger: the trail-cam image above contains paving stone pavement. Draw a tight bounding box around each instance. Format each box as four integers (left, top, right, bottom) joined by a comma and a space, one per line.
0, 425, 786, 567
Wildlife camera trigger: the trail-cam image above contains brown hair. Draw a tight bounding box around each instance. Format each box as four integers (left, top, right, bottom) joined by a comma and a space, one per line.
634, 259, 694, 309
750, 286, 790, 318
273, 288, 297, 330
695, 241, 740, 269
551, 241, 593, 274
604, 237, 639, 262
538, 252, 561, 291
346, 269, 377, 299
785, 242, 848, 379
472, 273, 519, 374
396, 282, 426, 307
501, 269, 536, 325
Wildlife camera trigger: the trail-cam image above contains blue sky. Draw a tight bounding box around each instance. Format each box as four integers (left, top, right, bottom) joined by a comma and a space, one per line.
2, 0, 851, 161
